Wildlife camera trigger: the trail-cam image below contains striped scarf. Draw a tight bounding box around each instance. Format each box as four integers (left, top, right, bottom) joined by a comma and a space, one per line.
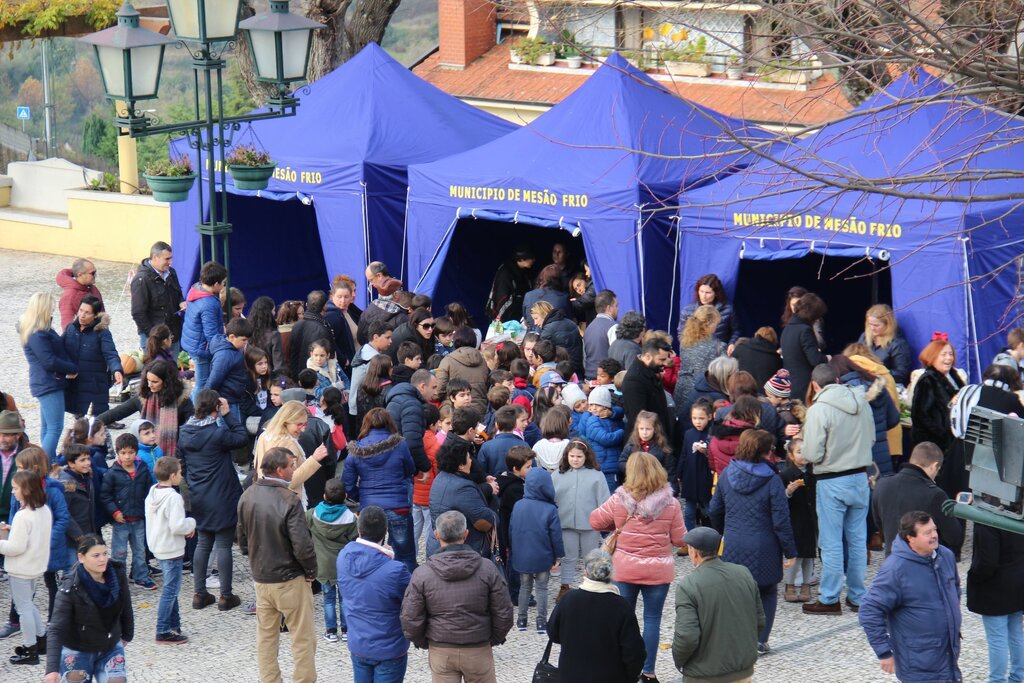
143, 395, 179, 457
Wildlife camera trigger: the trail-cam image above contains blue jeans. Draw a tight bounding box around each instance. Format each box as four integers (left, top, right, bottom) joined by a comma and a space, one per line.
59, 642, 126, 681
191, 356, 211, 405
616, 581, 670, 675
322, 580, 347, 631
351, 653, 408, 683
816, 474, 869, 605
157, 558, 182, 634
759, 583, 778, 645
983, 612, 1024, 683
111, 520, 149, 582
385, 509, 417, 574
38, 390, 65, 462
604, 472, 618, 493
683, 499, 705, 532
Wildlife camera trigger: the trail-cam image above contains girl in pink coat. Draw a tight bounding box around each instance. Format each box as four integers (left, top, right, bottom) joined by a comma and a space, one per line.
590, 451, 686, 682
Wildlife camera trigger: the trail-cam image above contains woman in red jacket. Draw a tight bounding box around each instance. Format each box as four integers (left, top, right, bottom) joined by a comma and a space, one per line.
590, 452, 685, 682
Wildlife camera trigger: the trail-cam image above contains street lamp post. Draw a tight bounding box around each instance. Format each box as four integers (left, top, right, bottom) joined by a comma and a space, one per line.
81, 1, 323, 299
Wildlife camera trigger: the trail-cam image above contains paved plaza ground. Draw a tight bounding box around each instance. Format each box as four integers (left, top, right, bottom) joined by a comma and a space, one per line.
0, 249, 993, 682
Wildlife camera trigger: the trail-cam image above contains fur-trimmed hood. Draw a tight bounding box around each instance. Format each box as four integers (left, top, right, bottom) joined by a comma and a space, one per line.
348, 429, 404, 457
612, 484, 676, 521
865, 376, 887, 402
74, 311, 111, 332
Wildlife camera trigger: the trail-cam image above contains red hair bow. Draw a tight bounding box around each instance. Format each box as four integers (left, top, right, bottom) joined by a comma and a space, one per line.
931, 331, 949, 342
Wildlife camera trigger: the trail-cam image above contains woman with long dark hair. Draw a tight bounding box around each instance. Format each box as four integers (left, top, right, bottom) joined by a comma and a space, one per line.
680, 274, 738, 346
356, 354, 393, 428
388, 308, 436, 365
780, 286, 826, 350
248, 296, 284, 374
780, 292, 828, 402
62, 296, 124, 418
96, 360, 193, 457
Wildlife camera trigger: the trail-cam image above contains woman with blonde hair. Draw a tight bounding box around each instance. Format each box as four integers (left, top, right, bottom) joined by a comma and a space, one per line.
674, 305, 726, 409
844, 342, 902, 465
858, 303, 912, 386
253, 400, 329, 506
590, 451, 685, 681
20, 292, 77, 459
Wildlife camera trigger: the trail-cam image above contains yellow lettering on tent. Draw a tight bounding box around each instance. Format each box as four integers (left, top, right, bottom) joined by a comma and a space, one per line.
447, 185, 589, 209
730, 212, 902, 240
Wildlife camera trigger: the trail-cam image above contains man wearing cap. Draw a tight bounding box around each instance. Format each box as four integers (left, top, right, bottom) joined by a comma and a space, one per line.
673, 527, 764, 683
487, 246, 536, 322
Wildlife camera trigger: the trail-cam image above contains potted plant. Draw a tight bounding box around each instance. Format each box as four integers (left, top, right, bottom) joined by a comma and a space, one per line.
226, 144, 276, 190
556, 30, 584, 68
662, 37, 709, 77
726, 56, 745, 80
759, 59, 809, 85
143, 156, 196, 202
511, 37, 547, 66
537, 41, 557, 66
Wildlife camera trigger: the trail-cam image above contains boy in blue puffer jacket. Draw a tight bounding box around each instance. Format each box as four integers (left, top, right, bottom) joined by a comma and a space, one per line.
181, 261, 226, 403
582, 385, 624, 492
101, 433, 155, 589
510, 467, 564, 634
206, 317, 253, 419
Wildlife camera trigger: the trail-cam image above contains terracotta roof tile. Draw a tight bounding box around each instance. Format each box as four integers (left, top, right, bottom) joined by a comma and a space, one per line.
414, 44, 852, 126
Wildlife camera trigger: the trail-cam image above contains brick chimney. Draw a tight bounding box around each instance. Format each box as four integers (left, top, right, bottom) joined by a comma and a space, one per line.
438, 0, 496, 69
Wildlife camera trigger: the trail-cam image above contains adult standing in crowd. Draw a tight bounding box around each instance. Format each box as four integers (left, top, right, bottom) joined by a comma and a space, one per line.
674, 305, 726, 409
709, 430, 797, 654
237, 447, 318, 683
910, 333, 967, 498
523, 264, 573, 323
181, 261, 227, 403
672, 527, 765, 683
680, 274, 739, 348
324, 277, 362, 373
780, 292, 828, 402
337, 505, 412, 683
608, 311, 645, 372
253, 401, 330, 507
678, 356, 737, 430
844, 343, 903, 468
177, 390, 248, 611
288, 290, 334, 379
401, 510, 514, 683
859, 511, 962, 683
44, 535, 134, 683
830, 355, 900, 479
533, 300, 584, 378
436, 327, 489, 417
590, 452, 685, 682
781, 286, 826, 350
20, 292, 77, 460
548, 548, 645, 683
731, 327, 783, 392
0, 411, 31, 536
570, 258, 596, 324
386, 368, 436, 474
344, 408, 418, 573
584, 290, 618, 379
967, 517, 1024, 683
622, 336, 674, 436
801, 364, 874, 615
388, 308, 436, 366
56, 258, 102, 329
97, 360, 193, 457
248, 296, 285, 374
487, 245, 535, 323
429, 439, 496, 558
358, 263, 407, 344
131, 241, 184, 350
859, 304, 913, 387
873, 442, 963, 558
62, 296, 124, 418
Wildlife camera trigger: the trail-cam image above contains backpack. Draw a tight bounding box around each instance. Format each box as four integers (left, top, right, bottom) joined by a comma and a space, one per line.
949, 383, 982, 439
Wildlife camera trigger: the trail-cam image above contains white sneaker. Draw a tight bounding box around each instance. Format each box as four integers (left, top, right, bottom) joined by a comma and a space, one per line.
206, 574, 220, 590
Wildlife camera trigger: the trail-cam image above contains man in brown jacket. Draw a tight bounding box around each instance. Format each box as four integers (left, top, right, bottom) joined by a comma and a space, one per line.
401, 510, 513, 683
237, 447, 318, 683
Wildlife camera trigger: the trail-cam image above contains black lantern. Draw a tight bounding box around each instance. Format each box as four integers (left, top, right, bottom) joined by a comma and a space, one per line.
239, 0, 324, 86
80, 2, 175, 102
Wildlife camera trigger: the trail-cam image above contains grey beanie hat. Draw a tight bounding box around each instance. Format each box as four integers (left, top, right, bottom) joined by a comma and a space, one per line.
583, 548, 614, 582
561, 383, 587, 409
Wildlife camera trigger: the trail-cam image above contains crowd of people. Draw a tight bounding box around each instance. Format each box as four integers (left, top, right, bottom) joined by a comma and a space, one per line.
3, 239, 1024, 682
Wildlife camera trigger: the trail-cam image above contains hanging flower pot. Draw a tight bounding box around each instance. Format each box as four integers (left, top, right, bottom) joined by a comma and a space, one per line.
226, 144, 276, 191
143, 156, 196, 202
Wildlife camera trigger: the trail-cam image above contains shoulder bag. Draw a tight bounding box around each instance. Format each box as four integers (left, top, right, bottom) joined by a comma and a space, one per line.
532, 639, 559, 683
601, 511, 634, 555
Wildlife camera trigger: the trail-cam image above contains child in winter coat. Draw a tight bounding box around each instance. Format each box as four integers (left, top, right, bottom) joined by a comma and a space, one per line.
145, 456, 196, 644
552, 439, 609, 597
779, 438, 816, 603
707, 395, 760, 475
0, 470, 53, 665
129, 418, 164, 473
305, 479, 358, 643
533, 406, 571, 472
413, 404, 442, 552
206, 317, 253, 415
101, 433, 155, 589
618, 410, 671, 477
307, 339, 349, 400
510, 467, 564, 634
560, 383, 590, 438
582, 385, 625, 492
497, 445, 535, 602
59, 444, 96, 569
677, 399, 714, 532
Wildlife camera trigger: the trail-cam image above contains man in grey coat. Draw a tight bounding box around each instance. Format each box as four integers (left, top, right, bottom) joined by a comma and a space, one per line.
583, 290, 618, 380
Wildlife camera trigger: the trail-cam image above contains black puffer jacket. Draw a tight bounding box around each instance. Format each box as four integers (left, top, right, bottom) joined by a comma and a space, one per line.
385, 382, 431, 473
178, 412, 249, 531
100, 461, 154, 520
540, 308, 583, 377
130, 258, 183, 337
780, 315, 827, 403
731, 336, 783, 392
47, 561, 134, 675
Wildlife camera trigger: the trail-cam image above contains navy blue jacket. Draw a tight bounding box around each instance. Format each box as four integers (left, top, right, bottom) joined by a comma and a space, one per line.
385, 382, 431, 474
343, 430, 416, 511
62, 315, 122, 415
677, 426, 712, 505
24, 329, 77, 398
181, 286, 223, 360
780, 315, 826, 403
523, 287, 572, 322
842, 373, 900, 475
582, 413, 624, 476
478, 433, 527, 478
681, 301, 739, 345
9, 476, 71, 572
859, 537, 962, 683
709, 460, 797, 586
510, 468, 564, 574
177, 412, 248, 531
100, 460, 154, 520
59, 466, 96, 546
618, 439, 670, 476
429, 471, 496, 557
337, 539, 412, 660
858, 331, 913, 386
540, 308, 584, 376
206, 335, 247, 404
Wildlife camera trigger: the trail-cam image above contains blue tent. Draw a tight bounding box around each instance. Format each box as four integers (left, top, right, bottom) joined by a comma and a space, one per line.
405, 53, 775, 331
677, 71, 1024, 378
169, 42, 516, 305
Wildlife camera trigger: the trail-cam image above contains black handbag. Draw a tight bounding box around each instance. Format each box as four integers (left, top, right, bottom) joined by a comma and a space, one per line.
532, 639, 559, 683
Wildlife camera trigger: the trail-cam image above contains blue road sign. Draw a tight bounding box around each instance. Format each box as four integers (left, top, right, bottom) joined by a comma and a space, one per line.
16, 106, 30, 120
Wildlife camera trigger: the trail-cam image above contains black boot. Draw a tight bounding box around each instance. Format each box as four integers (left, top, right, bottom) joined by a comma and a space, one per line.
10, 643, 38, 664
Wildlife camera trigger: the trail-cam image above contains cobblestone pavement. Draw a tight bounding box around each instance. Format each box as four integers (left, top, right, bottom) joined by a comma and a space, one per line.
0, 249, 993, 682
